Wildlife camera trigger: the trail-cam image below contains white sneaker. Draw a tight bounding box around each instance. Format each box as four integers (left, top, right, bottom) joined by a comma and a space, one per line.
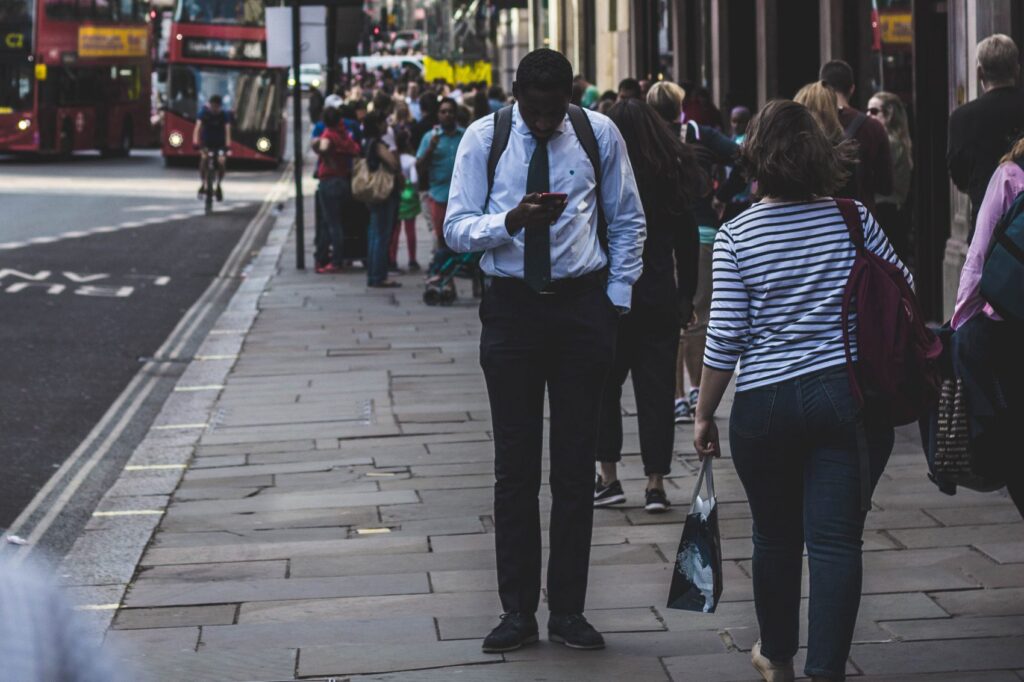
674, 397, 693, 424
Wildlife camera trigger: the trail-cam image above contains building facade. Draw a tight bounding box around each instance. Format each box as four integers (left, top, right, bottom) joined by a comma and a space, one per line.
493, 0, 1024, 321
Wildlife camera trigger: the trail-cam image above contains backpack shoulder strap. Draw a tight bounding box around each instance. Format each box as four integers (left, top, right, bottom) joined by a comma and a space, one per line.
567, 104, 602, 187
835, 197, 865, 250
485, 106, 514, 209
566, 104, 608, 250
843, 111, 868, 141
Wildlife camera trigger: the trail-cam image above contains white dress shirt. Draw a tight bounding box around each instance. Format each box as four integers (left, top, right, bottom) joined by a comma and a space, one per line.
443, 104, 646, 310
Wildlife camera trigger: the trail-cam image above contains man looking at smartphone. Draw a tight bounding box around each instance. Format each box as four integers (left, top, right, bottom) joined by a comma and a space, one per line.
416, 97, 464, 246
444, 49, 646, 654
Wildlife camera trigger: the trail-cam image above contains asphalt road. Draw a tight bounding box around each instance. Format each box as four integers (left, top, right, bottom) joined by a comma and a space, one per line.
0, 149, 284, 537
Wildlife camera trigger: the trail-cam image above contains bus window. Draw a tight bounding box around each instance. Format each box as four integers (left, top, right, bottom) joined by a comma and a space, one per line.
44, 0, 77, 20
175, 0, 263, 26
94, 0, 111, 20
0, 64, 32, 111
0, 0, 33, 22
167, 64, 198, 118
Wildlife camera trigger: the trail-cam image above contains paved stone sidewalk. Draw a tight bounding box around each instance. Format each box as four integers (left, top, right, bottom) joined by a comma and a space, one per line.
93, 211, 1023, 681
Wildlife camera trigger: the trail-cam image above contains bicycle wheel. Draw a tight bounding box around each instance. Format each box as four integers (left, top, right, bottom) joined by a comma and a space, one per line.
204, 160, 214, 215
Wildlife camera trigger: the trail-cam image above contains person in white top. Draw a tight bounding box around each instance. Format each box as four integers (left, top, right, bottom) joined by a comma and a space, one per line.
444, 48, 646, 655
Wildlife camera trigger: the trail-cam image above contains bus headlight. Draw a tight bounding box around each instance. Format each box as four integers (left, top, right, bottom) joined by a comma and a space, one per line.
256, 137, 271, 153
288, 77, 296, 87
311, 78, 321, 88
168, 131, 184, 148
17, 119, 30, 131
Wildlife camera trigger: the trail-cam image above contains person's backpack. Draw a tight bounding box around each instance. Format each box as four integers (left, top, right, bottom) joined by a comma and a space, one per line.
485, 104, 606, 247
980, 161, 1024, 323
836, 198, 943, 426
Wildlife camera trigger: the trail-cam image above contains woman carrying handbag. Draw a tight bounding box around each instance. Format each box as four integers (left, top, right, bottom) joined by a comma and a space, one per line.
354, 112, 402, 288
694, 100, 911, 682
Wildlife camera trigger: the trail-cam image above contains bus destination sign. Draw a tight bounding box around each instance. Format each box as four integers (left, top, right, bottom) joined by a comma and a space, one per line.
78, 27, 148, 58
182, 38, 265, 63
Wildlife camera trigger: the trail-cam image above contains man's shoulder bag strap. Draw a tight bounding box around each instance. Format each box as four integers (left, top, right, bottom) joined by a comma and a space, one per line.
843, 111, 868, 140
485, 106, 514, 209
566, 104, 607, 251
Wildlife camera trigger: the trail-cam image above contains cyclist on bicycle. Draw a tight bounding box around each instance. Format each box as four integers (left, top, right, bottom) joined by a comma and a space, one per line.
192, 94, 233, 201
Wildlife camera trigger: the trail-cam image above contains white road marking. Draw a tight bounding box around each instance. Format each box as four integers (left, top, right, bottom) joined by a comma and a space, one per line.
194, 354, 238, 361
154, 276, 171, 286
152, 423, 208, 430
173, 384, 224, 392
123, 464, 187, 471
29, 236, 58, 244
74, 604, 121, 611
92, 510, 163, 517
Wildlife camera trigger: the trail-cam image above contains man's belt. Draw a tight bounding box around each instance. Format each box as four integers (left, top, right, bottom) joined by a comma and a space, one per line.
491, 268, 608, 296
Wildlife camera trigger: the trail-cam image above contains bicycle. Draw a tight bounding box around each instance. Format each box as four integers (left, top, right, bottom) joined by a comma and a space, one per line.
199, 147, 227, 215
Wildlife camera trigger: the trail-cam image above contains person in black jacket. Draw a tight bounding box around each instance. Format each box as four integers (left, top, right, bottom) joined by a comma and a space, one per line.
948, 33, 1024, 231
594, 97, 706, 512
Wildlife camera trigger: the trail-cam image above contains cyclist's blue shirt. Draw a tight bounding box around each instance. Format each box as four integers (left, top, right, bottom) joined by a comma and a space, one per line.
198, 106, 233, 149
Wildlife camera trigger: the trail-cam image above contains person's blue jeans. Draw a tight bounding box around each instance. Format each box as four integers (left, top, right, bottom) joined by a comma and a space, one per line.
317, 176, 350, 267
729, 366, 894, 680
366, 195, 396, 285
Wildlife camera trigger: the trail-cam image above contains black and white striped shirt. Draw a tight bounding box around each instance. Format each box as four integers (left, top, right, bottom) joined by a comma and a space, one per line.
704, 198, 912, 391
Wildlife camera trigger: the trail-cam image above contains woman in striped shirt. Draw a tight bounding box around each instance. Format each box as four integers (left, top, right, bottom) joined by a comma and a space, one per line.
693, 100, 911, 682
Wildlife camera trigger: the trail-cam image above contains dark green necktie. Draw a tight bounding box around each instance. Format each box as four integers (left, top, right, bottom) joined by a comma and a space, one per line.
524, 136, 551, 292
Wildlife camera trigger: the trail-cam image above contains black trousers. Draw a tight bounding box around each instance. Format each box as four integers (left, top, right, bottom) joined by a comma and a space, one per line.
480, 278, 618, 615
596, 302, 679, 475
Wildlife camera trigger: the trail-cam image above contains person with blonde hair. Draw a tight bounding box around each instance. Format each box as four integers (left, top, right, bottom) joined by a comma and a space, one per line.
645, 80, 742, 425
868, 91, 913, 259
949, 33, 1024, 228
794, 81, 844, 141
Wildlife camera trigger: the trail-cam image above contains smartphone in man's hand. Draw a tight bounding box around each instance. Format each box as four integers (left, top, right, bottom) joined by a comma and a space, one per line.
538, 192, 568, 204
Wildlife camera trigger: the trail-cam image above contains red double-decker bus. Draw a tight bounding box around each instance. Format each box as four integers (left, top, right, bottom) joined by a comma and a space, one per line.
0, 0, 151, 155
161, 0, 284, 165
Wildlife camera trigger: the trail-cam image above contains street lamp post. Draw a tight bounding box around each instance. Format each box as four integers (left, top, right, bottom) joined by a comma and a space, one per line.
291, 0, 305, 270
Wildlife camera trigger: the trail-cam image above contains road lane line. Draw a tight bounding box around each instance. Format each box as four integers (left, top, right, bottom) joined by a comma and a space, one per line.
124, 464, 187, 471
3, 163, 295, 562
92, 510, 164, 517
152, 423, 208, 430
173, 384, 225, 392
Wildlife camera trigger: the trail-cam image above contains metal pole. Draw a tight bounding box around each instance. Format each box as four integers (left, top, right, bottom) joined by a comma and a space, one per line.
292, 0, 305, 270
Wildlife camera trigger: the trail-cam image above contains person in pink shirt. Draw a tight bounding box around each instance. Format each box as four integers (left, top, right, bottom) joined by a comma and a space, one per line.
952, 143, 1024, 329
951, 138, 1024, 517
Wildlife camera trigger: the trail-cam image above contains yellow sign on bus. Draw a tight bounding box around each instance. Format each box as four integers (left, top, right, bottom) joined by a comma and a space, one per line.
879, 13, 912, 46
78, 26, 148, 58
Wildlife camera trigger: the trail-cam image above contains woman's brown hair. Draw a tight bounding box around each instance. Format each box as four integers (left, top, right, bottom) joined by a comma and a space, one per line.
740, 99, 857, 200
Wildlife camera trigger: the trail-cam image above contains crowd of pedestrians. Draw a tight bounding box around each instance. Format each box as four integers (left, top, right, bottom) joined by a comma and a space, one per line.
304, 36, 1023, 681
307, 68, 507, 288
442, 39, 1021, 681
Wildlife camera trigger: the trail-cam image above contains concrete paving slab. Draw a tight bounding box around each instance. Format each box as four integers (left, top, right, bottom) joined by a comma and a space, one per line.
135, 559, 288, 583
141, 534, 428, 565
113, 605, 238, 630
851, 637, 1024, 675
297, 641, 500, 678
200, 615, 438, 649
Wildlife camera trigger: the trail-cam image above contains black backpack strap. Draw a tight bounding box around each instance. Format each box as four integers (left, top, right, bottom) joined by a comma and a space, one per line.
566, 104, 607, 250
843, 111, 868, 140
485, 105, 514, 210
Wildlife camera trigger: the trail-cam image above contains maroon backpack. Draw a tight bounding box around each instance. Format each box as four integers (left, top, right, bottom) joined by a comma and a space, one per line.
836, 198, 943, 426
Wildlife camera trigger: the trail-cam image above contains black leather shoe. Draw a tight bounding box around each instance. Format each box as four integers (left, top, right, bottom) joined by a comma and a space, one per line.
482, 612, 539, 653
548, 613, 605, 650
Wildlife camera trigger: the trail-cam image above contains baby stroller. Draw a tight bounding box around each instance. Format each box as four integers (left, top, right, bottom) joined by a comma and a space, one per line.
423, 247, 483, 306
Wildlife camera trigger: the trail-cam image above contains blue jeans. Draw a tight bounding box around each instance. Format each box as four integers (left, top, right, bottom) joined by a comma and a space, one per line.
317, 177, 350, 267
729, 366, 894, 680
366, 195, 396, 285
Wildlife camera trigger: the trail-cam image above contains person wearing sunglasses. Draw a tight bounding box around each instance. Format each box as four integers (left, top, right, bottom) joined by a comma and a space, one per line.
867, 92, 914, 262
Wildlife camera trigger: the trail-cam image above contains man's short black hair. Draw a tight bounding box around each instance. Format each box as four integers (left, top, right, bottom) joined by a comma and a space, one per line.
515, 48, 573, 94
618, 78, 642, 97
437, 96, 458, 112
323, 107, 341, 128
819, 60, 855, 94
209, 94, 223, 106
